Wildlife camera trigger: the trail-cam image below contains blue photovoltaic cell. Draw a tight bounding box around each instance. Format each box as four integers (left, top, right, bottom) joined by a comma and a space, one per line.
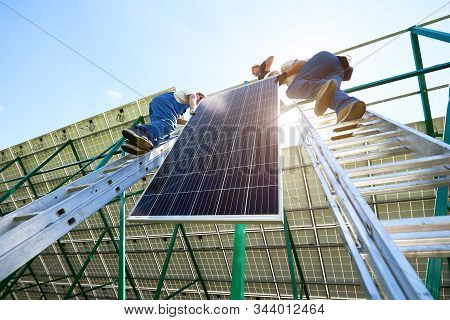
129, 78, 281, 222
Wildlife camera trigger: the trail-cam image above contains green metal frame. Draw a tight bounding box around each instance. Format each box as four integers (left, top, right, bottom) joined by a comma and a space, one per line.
153, 224, 210, 300
284, 213, 309, 300
408, 26, 450, 298
409, 26, 450, 137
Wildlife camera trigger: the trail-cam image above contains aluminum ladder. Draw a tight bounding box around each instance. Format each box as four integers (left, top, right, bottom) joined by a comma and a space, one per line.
296, 103, 449, 299
0, 137, 178, 282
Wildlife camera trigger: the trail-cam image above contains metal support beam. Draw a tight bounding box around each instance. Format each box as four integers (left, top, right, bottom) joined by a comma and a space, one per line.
0, 158, 19, 175
0, 261, 32, 299
346, 62, 450, 95
285, 214, 310, 300
0, 140, 72, 204
179, 225, 210, 299
64, 227, 108, 299
284, 214, 299, 299
16, 158, 39, 201
230, 224, 246, 300
118, 151, 126, 300
425, 88, 450, 299
57, 240, 88, 299
411, 26, 450, 43
165, 279, 199, 300
67, 280, 117, 299
68, 140, 87, 176
410, 32, 434, 136
154, 224, 180, 300
98, 209, 142, 300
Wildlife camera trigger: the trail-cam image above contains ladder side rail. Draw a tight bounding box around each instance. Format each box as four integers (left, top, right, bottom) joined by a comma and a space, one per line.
0, 147, 169, 282
299, 121, 405, 299
298, 108, 433, 300
297, 130, 381, 299
368, 111, 450, 156
0, 155, 132, 235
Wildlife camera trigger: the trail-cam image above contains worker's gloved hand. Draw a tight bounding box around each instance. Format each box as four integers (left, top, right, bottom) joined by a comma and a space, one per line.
276, 72, 288, 85
189, 109, 196, 116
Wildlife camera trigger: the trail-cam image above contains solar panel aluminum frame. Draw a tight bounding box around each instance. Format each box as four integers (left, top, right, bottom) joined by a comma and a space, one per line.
128, 79, 283, 223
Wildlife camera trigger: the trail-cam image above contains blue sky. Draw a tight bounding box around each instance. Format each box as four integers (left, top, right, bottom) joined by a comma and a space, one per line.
0, 0, 449, 150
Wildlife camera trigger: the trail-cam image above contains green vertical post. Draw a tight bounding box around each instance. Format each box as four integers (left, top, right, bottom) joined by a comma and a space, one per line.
154, 224, 180, 300
410, 32, 434, 136
230, 224, 246, 300
425, 88, 450, 299
118, 150, 126, 300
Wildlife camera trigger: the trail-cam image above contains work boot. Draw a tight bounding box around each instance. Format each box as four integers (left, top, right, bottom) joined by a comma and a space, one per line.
122, 126, 154, 151
314, 79, 338, 116
336, 100, 366, 123
121, 140, 149, 156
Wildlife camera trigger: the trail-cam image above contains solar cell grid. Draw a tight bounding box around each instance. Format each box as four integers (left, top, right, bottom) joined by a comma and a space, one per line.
129, 78, 282, 222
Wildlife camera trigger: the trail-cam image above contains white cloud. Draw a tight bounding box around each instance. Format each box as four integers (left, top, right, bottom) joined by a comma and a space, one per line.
105, 90, 123, 100
0, 105, 4, 112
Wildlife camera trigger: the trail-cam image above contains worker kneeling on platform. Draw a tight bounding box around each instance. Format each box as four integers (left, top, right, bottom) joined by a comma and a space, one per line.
121, 90, 205, 155
277, 51, 366, 123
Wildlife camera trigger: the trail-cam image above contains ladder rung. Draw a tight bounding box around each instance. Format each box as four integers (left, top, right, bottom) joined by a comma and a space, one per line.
338, 146, 411, 165
346, 154, 450, 178
13, 211, 43, 222
353, 165, 450, 187
382, 215, 450, 233
333, 140, 404, 157
316, 116, 378, 131
398, 244, 450, 258
390, 230, 450, 246
328, 130, 404, 149
359, 176, 450, 196
67, 184, 91, 193
103, 166, 122, 173
323, 122, 387, 140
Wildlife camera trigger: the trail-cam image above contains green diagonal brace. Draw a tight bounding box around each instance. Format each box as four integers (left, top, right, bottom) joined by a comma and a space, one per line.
285, 214, 310, 300
283, 215, 299, 299
16, 158, 39, 200
68, 140, 87, 176
0, 260, 33, 299
154, 224, 180, 300
64, 227, 109, 299
179, 224, 210, 299
57, 240, 89, 299
0, 140, 72, 204
0, 158, 19, 175
67, 280, 117, 299
98, 209, 142, 300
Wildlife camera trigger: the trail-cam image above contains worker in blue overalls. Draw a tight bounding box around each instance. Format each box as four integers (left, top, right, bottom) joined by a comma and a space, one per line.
277, 51, 366, 123
121, 90, 205, 155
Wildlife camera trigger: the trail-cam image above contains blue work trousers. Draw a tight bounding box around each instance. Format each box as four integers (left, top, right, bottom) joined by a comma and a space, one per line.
286, 51, 357, 114
137, 92, 188, 146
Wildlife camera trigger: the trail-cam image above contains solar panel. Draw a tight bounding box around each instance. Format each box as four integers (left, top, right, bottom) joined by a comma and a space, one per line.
128, 78, 282, 222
